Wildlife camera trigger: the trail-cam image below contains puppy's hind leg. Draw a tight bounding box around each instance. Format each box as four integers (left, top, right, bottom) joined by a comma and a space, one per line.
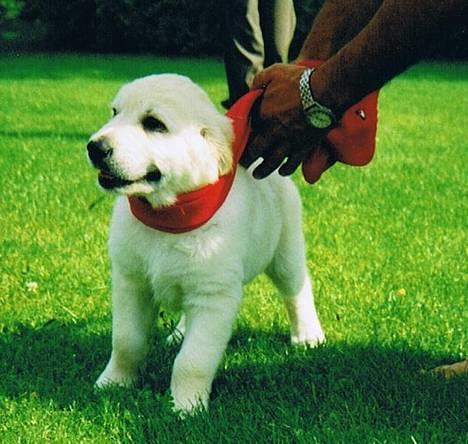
266, 215, 325, 347
281, 273, 325, 347
96, 265, 156, 388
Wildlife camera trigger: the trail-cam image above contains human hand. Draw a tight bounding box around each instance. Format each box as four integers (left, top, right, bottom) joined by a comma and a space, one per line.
240, 63, 331, 179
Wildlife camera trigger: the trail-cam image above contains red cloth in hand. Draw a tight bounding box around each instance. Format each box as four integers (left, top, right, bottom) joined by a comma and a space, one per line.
297, 60, 379, 183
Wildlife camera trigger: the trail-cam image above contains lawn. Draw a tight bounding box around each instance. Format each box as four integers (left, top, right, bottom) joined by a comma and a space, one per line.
0, 54, 466, 443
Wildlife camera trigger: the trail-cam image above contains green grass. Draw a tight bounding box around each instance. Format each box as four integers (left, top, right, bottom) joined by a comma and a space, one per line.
0, 53, 467, 443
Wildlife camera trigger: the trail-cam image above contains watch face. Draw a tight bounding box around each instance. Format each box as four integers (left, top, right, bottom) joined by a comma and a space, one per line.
309, 110, 332, 129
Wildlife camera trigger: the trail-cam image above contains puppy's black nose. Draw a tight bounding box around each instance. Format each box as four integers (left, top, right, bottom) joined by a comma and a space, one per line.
87, 139, 112, 168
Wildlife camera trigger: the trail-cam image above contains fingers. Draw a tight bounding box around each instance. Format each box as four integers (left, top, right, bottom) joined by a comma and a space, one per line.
241, 119, 299, 179
242, 132, 334, 182
241, 126, 290, 179
240, 131, 268, 170
242, 121, 330, 180
252, 144, 289, 179
278, 150, 304, 176
301, 142, 336, 184
240, 120, 284, 170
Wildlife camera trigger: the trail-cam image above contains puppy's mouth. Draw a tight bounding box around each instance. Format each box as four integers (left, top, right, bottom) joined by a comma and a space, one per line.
98, 169, 162, 190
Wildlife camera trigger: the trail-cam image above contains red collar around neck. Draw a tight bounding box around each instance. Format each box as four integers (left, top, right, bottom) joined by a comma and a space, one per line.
128, 89, 263, 234
128, 61, 378, 234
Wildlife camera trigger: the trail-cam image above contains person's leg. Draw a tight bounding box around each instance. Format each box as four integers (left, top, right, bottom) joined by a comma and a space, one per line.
260, 0, 296, 66
223, 0, 264, 106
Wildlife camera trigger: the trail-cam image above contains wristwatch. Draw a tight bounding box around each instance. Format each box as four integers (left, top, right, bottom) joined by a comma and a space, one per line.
299, 68, 336, 130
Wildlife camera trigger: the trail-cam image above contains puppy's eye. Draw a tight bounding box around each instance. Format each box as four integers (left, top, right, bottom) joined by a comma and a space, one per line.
142, 116, 167, 133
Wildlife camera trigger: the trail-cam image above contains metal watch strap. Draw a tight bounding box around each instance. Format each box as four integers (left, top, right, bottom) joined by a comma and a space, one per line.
299, 68, 337, 125
299, 68, 316, 111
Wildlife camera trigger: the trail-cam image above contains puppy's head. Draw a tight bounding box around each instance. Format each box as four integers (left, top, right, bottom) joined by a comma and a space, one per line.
87, 74, 233, 207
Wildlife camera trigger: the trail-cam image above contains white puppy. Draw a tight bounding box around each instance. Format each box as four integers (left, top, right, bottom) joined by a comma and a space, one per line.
87, 74, 325, 414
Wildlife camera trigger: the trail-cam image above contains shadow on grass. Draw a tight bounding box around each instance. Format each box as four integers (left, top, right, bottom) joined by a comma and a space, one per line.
0, 320, 466, 437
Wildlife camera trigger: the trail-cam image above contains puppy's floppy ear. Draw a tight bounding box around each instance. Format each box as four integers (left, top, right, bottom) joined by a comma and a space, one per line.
200, 115, 233, 176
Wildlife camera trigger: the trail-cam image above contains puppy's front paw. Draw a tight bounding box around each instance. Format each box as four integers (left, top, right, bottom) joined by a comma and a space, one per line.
171, 390, 209, 417
95, 364, 137, 389
291, 327, 325, 348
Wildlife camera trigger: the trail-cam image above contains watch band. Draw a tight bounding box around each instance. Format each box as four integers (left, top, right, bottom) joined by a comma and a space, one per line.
299, 68, 316, 111
299, 68, 337, 127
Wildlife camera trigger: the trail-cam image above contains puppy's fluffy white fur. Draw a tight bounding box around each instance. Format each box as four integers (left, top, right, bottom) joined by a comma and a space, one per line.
88, 74, 325, 414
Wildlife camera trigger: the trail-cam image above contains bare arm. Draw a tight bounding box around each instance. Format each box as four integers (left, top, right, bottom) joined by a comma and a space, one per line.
297, 0, 383, 61
309, 0, 468, 115
243, 0, 468, 179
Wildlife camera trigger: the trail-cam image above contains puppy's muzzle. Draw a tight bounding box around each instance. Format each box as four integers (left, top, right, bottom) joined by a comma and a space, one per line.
87, 139, 112, 169
87, 138, 162, 190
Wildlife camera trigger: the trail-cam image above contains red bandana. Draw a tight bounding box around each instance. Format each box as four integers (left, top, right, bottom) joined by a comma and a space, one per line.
298, 60, 379, 182
128, 89, 263, 234
128, 62, 379, 233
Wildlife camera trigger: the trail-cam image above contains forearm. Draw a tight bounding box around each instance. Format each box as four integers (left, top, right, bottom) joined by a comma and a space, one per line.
311, 0, 468, 116
297, 0, 383, 61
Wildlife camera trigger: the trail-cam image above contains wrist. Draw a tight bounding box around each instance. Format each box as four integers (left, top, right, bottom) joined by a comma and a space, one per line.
308, 65, 345, 120
299, 67, 337, 131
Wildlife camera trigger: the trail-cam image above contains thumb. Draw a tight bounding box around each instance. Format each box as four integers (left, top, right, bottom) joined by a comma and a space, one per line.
251, 65, 278, 90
